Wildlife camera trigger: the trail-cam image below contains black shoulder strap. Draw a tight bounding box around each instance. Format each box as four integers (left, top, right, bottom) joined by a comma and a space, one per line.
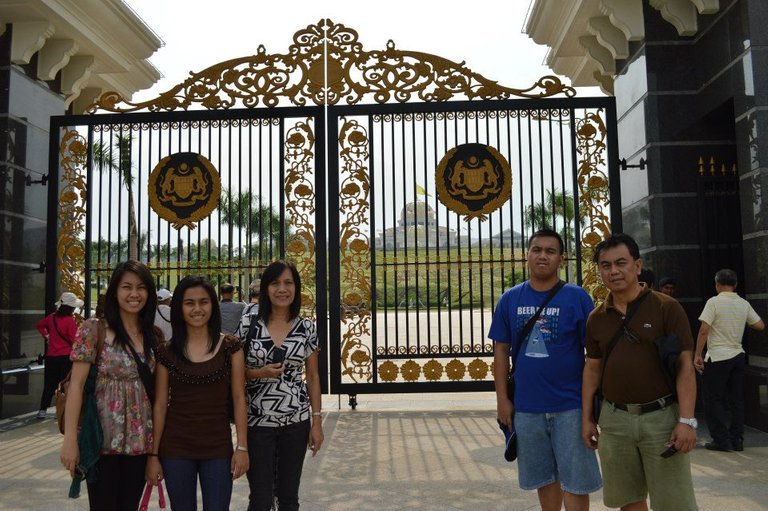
512, 280, 565, 366
125, 341, 155, 404
51, 315, 74, 345
598, 290, 651, 387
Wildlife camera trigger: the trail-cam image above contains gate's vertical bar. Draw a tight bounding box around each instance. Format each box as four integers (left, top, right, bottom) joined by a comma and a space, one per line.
569, 107, 583, 283
276, 119, 284, 260
326, 111, 341, 393
547, 109, 557, 232
186, 121, 193, 271
455, 114, 464, 352
246, 119, 253, 276
45, 121, 62, 311
197, 120, 203, 268
137, 127, 143, 265
368, 114, 378, 383
443, 115, 453, 354
390, 118, 399, 354
556, 108, 569, 281
268, 121, 274, 262
409, 115, 419, 354
421, 113, 432, 355
257, 122, 263, 267
315, 111, 328, 393
400, 116, 410, 352
380, 118, 390, 358
432, 113, 441, 354
605, 99, 622, 233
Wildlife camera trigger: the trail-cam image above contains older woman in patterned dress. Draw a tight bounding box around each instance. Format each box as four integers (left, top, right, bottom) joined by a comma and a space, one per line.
242, 260, 323, 511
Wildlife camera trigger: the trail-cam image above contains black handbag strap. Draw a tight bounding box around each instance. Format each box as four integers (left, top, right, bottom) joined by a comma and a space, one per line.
52, 315, 75, 345
598, 291, 651, 389
511, 280, 565, 367
125, 341, 155, 403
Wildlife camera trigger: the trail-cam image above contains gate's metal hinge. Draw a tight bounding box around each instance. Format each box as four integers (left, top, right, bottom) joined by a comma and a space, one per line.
25, 173, 48, 186
618, 158, 647, 171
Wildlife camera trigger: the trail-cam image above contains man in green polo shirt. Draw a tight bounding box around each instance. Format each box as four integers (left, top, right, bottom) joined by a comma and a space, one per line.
582, 233, 698, 511
694, 269, 764, 452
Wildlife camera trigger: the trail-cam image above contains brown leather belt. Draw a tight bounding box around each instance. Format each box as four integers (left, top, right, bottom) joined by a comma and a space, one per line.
606, 395, 674, 415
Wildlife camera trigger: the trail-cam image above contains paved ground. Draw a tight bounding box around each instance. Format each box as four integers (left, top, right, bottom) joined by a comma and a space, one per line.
1, 393, 766, 510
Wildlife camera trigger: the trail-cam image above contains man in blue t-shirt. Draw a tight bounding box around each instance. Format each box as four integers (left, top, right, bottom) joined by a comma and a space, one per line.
489, 229, 602, 510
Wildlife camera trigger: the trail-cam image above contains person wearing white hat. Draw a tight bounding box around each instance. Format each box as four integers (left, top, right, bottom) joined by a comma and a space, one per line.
154, 288, 173, 342
35, 292, 83, 419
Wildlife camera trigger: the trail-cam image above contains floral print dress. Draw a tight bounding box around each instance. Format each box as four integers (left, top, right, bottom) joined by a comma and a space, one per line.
70, 319, 154, 455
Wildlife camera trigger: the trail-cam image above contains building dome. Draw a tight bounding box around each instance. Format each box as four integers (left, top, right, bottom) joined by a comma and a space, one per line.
400, 201, 435, 226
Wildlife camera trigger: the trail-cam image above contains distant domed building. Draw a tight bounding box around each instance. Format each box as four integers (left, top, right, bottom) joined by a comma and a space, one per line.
377, 201, 457, 249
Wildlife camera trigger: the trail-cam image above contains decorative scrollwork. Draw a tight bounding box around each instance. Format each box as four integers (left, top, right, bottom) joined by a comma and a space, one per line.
576, 109, 611, 303
338, 118, 373, 383
89, 19, 575, 113
57, 128, 88, 299
373, 357, 492, 383
284, 118, 317, 318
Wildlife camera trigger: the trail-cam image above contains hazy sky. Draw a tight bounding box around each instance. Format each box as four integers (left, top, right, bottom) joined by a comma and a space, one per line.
126, 0, 597, 101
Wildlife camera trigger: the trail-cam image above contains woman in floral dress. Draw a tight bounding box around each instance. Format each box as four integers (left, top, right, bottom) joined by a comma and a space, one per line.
60, 260, 160, 510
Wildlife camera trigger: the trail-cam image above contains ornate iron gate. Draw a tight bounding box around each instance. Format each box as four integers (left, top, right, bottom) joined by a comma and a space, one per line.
47, 19, 619, 397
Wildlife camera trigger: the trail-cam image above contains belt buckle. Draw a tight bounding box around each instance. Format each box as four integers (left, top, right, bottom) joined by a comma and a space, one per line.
625, 403, 643, 415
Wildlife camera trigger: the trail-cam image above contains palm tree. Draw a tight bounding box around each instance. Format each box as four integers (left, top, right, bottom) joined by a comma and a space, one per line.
92, 134, 139, 260
523, 188, 583, 247
219, 191, 284, 258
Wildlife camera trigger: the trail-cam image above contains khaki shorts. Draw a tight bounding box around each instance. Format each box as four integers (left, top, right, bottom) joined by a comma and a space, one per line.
598, 402, 698, 511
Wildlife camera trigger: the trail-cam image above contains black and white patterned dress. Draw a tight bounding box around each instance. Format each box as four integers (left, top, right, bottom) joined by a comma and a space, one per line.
244, 317, 318, 427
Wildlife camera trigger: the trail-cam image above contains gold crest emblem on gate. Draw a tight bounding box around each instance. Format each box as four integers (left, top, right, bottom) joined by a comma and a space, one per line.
148, 152, 221, 230
435, 143, 511, 221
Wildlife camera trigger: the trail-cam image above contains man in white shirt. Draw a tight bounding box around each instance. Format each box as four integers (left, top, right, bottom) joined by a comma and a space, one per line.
154, 288, 173, 341
694, 269, 764, 451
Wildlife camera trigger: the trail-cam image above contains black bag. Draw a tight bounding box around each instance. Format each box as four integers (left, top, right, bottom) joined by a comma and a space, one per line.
655, 332, 680, 398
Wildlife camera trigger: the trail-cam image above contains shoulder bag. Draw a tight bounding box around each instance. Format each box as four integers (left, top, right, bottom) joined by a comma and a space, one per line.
55, 319, 105, 434
593, 291, 650, 422
506, 280, 565, 402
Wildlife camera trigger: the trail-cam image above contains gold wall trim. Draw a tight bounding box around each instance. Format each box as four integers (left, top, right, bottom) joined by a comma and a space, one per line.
377, 358, 492, 383
89, 19, 575, 113
575, 110, 610, 303
284, 118, 318, 319
57, 128, 88, 298
338, 117, 373, 383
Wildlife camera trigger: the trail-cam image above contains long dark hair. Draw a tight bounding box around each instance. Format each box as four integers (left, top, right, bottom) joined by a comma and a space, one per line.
104, 260, 158, 357
257, 260, 302, 323
169, 275, 222, 360
55, 304, 75, 317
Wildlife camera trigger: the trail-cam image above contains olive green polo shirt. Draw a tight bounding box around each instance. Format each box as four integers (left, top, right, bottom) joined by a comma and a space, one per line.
586, 286, 694, 404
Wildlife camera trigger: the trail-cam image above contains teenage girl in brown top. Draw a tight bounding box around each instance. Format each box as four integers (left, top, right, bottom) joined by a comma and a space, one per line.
145, 276, 249, 511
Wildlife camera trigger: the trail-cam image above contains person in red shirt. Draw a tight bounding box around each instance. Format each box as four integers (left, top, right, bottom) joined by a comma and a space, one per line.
36, 292, 83, 419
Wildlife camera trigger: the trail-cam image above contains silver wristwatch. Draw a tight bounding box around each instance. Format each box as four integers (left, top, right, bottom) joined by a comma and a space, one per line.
679, 417, 698, 429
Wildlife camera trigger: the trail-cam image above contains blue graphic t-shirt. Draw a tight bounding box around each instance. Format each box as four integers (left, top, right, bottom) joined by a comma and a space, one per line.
488, 282, 594, 413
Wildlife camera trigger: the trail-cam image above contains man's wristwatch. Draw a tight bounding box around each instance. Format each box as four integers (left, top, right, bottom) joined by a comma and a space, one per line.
679, 417, 698, 429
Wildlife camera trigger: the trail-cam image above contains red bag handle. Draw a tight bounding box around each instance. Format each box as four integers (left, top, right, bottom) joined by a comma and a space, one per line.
138, 481, 166, 510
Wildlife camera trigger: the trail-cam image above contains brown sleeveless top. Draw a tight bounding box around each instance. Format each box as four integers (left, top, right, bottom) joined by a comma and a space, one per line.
156, 335, 242, 459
